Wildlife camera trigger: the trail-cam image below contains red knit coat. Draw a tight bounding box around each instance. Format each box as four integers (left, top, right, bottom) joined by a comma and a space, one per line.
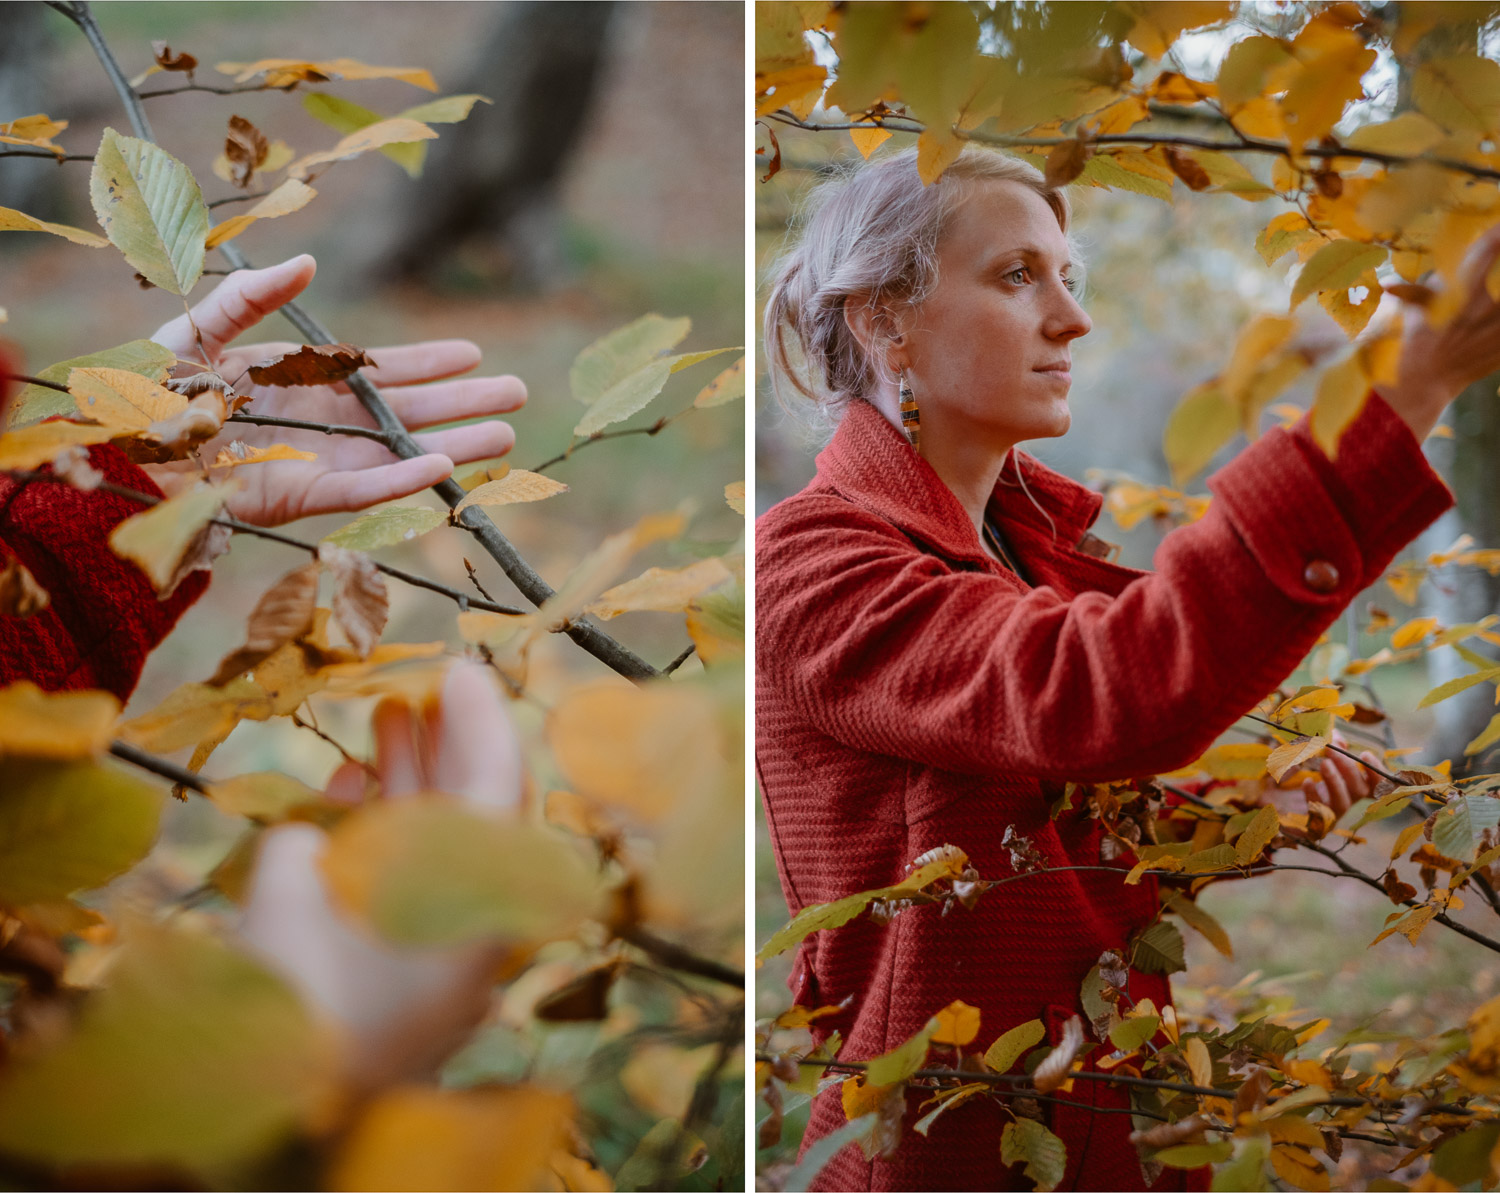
0, 445, 206, 697
755, 395, 1453, 1192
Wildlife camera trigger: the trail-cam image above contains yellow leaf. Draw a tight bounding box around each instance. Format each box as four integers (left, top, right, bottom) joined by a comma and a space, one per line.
1163, 383, 1237, 485
204, 178, 317, 248
1193, 742, 1271, 780
547, 681, 726, 821
328, 1084, 572, 1192
1309, 355, 1367, 459
0, 113, 68, 153
533, 511, 686, 635
1413, 53, 1500, 136
1318, 270, 1380, 339
0, 420, 117, 470
68, 366, 185, 431
693, 355, 746, 407
286, 117, 437, 181
1269, 1143, 1330, 1192
1267, 735, 1329, 782
217, 57, 437, 91
108, 481, 239, 596
983, 1018, 1046, 1074
453, 469, 567, 514
1184, 1034, 1212, 1088
725, 481, 745, 515
916, 127, 963, 185
849, 127, 894, 159
117, 677, 272, 754
1391, 615, 1439, 649
1235, 804, 1281, 865
755, 63, 828, 118
841, 1074, 889, 1120
208, 772, 321, 822
931, 999, 981, 1047
1124, 1, 1234, 59
584, 557, 731, 620
1291, 240, 1388, 309
211, 442, 317, 469
1221, 313, 1297, 407
1092, 94, 1151, 135
0, 205, 107, 247
0, 682, 119, 758
1278, 21, 1375, 149
1343, 112, 1447, 156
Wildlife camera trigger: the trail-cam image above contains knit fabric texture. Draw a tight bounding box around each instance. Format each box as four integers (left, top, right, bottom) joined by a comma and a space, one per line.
0, 445, 208, 699
756, 395, 1452, 1192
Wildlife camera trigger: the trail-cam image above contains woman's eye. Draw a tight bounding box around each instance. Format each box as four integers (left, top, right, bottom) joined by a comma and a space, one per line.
1005, 267, 1029, 285
1062, 275, 1079, 293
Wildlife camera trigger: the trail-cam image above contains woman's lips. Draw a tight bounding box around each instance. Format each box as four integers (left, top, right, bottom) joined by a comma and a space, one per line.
1034, 363, 1071, 384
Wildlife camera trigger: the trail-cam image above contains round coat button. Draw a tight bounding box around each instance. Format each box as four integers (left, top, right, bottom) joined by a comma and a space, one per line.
1303, 560, 1340, 593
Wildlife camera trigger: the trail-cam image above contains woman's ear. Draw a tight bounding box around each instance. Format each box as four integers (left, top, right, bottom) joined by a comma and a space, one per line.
843, 294, 905, 367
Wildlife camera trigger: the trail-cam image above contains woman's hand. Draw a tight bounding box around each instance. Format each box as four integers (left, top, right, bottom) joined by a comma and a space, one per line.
1256, 733, 1382, 823
1382, 223, 1500, 441
145, 256, 526, 527
239, 660, 522, 1093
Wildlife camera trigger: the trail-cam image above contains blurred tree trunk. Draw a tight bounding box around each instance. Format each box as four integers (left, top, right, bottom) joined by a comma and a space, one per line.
1394, 5, 1500, 772
375, 1, 616, 290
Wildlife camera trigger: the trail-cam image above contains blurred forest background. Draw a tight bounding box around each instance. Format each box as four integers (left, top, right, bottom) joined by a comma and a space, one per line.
1, 3, 745, 1182
753, 11, 1500, 1187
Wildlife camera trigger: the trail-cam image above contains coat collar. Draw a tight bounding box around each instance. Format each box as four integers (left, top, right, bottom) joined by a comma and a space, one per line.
815, 399, 1105, 566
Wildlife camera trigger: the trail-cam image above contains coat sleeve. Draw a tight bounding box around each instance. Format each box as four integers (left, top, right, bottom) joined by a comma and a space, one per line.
0, 445, 209, 702
756, 392, 1452, 782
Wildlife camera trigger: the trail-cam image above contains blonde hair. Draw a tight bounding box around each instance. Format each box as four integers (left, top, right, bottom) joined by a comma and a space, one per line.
763, 145, 1073, 433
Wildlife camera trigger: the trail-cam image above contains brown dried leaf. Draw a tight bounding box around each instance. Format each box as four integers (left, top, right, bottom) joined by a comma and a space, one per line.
532, 960, 620, 1023
1130, 1114, 1207, 1152
317, 544, 387, 659
144, 387, 228, 458
1236, 1066, 1270, 1119
1164, 148, 1212, 191
162, 519, 231, 600
0, 556, 49, 618
208, 561, 320, 686
246, 343, 375, 388
1044, 136, 1091, 188
1098, 949, 1130, 995
225, 115, 268, 189
152, 41, 198, 73
1032, 1015, 1084, 1094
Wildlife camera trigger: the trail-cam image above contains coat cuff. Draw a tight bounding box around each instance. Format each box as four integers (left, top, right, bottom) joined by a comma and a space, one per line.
1206, 390, 1452, 609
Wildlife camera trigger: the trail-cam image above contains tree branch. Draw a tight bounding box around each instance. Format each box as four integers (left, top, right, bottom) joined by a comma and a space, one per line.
67, 2, 154, 141
663, 643, 697, 674
617, 924, 744, 989
226, 411, 394, 445
529, 415, 676, 474
1241, 712, 1405, 784
136, 82, 283, 99
0, 149, 94, 162
110, 739, 210, 794
208, 189, 275, 209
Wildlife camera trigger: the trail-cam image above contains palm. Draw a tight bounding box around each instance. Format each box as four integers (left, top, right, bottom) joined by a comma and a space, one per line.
142, 256, 524, 527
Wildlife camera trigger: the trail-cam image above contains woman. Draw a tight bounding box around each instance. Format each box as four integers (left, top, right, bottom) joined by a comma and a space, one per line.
757, 146, 1495, 1190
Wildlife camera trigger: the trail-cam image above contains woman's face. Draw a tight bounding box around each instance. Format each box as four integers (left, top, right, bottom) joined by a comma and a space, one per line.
893, 179, 1090, 455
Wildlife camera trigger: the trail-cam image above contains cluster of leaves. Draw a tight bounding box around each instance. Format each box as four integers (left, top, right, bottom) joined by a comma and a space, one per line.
0, 11, 744, 1192
755, 1, 1500, 1188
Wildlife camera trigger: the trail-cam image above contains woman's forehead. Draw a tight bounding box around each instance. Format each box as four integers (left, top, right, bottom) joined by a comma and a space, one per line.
943, 180, 1069, 263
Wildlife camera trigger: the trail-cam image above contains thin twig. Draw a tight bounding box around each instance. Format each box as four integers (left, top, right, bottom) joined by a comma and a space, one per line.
663, 643, 697, 674
68, 2, 154, 141
1, 372, 71, 394
617, 924, 744, 989
110, 740, 210, 793
462, 558, 497, 604
137, 82, 283, 99
0, 149, 94, 162
227, 411, 393, 445
1242, 712, 1405, 784
208, 189, 274, 209
529, 415, 675, 474
291, 710, 372, 773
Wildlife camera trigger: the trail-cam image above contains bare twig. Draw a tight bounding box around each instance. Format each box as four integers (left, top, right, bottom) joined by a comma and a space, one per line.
227, 411, 393, 445
617, 924, 744, 989
0, 150, 94, 162
136, 82, 284, 99
110, 739, 210, 794
66, 2, 154, 141
291, 709, 372, 773
1242, 711, 1405, 784
663, 643, 697, 674
462, 558, 497, 604
208, 189, 274, 209
529, 415, 676, 474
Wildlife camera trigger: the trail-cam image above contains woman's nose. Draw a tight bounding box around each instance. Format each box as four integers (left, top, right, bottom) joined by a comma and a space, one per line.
1047, 284, 1092, 342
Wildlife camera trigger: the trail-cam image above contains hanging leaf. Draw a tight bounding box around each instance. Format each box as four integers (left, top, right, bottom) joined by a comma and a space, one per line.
570, 315, 691, 405
68, 365, 185, 431
584, 558, 732, 620
216, 57, 438, 91
285, 117, 438, 181
207, 771, 322, 822
321, 505, 446, 551
1431, 795, 1500, 862
865, 1017, 938, 1087
89, 128, 209, 296
246, 342, 375, 387
931, 1000, 981, 1047
318, 544, 388, 659
1000, 1117, 1067, 1192
1291, 240, 1388, 309
9, 340, 177, 427
1309, 354, 1368, 459
1033, 1015, 1084, 1094
0, 682, 119, 759
1132, 921, 1187, 974
0, 421, 117, 470
211, 442, 317, 469
109, 481, 237, 597
1234, 804, 1282, 865
223, 114, 269, 188
0, 205, 108, 247
693, 356, 746, 408
208, 561, 320, 686
204, 178, 317, 248
1267, 735, 1329, 782
1163, 384, 1236, 485
983, 1018, 1046, 1074
1412, 53, 1500, 136
1163, 890, 1233, 958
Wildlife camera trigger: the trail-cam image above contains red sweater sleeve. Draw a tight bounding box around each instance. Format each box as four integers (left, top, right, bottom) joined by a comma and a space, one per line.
0, 446, 209, 701
756, 392, 1452, 782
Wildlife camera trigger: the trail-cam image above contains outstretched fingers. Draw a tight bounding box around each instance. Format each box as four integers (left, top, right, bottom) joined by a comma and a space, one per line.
300, 452, 456, 519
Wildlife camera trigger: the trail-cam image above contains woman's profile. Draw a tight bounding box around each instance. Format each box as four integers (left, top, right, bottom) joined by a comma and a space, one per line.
755, 145, 1500, 1191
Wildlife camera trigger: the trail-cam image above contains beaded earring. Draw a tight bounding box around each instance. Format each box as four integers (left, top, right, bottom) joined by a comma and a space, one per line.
898, 370, 921, 449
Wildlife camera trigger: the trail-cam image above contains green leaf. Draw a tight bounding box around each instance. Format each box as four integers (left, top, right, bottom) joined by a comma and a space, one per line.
1291, 240, 1388, 309
0, 759, 163, 905
1163, 384, 1237, 486
1348, 787, 1416, 831
321, 800, 600, 947
983, 1018, 1046, 1074
1079, 965, 1112, 1030
302, 92, 459, 178
1466, 712, 1500, 757
1432, 1121, 1500, 1186
1234, 804, 1280, 866
1163, 889, 1233, 958
1000, 1117, 1067, 1192
89, 128, 209, 296
1210, 1134, 1270, 1192
1132, 921, 1186, 975
1157, 1140, 1234, 1168
573, 358, 675, 436
1418, 667, 1500, 708
321, 505, 446, 551
757, 890, 879, 962
1431, 794, 1500, 861
9, 339, 177, 427
781, 1115, 872, 1193
398, 93, 492, 124
1109, 1014, 1160, 1053
0, 922, 323, 1172
865, 1017, 937, 1086
570, 315, 691, 405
